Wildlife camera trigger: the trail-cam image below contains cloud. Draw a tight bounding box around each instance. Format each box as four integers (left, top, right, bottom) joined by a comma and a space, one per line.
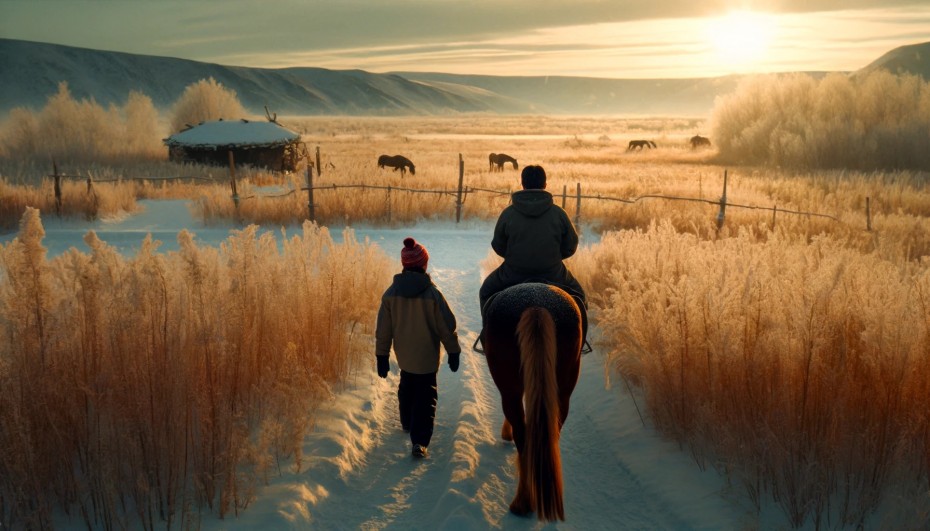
1, 0, 927, 78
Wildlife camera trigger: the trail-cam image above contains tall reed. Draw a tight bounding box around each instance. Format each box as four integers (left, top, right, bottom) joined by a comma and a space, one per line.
572, 222, 930, 528
0, 208, 392, 529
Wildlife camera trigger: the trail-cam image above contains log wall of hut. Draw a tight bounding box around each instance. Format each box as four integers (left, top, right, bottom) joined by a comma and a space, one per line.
168, 144, 300, 172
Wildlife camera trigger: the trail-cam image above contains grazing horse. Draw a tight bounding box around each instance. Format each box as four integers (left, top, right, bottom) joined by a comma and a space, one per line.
378, 154, 416, 176
689, 135, 711, 149
483, 283, 583, 522
627, 140, 657, 150
489, 153, 519, 171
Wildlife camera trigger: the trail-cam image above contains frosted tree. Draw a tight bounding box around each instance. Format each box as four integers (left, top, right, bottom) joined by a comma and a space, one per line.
169, 77, 246, 133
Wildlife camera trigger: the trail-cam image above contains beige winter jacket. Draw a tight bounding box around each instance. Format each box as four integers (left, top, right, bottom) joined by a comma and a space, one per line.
375, 271, 462, 374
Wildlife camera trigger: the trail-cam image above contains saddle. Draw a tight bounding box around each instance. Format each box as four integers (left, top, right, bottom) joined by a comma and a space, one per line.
473, 280, 591, 355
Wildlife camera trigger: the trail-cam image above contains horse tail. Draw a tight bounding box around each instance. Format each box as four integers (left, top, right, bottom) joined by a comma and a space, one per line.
517, 307, 564, 521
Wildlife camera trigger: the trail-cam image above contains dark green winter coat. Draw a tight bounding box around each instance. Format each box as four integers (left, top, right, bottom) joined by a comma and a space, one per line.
376, 271, 462, 374
491, 189, 578, 273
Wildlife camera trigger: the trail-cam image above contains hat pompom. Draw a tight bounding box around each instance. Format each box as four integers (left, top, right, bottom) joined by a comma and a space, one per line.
400, 237, 429, 269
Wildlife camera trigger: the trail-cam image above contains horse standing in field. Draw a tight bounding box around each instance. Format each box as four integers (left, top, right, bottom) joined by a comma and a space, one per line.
483, 283, 583, 522
627, 140, 657, 150
689, 135, 711, 149
378, 154, 416, 176
489, 153, 519, 171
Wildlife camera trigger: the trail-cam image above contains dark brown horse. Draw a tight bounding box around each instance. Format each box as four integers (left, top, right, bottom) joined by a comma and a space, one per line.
689, 135, 711, 149
627, 140, 656, 150
489, 153, 518, 171
483, 283, 582, 522
378, 154, 416, 176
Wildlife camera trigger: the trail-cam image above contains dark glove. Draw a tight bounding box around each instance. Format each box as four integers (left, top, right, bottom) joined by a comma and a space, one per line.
448, 352, 460, 373
376, 355, 390, 378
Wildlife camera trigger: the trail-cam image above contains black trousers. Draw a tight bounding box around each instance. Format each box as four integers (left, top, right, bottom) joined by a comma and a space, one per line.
398, 370, 438, 448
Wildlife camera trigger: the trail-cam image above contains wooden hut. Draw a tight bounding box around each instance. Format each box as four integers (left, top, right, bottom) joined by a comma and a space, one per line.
164, 119, 302, 171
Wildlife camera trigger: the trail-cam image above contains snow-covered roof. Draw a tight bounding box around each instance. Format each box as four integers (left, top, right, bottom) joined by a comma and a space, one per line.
164, 119, 301, 149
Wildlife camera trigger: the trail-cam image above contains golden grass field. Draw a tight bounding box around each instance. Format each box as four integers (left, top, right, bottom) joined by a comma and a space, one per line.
2, 114, 929, 528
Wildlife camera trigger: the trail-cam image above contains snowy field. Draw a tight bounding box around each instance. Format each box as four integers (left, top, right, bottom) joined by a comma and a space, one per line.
3, 200, 765, 530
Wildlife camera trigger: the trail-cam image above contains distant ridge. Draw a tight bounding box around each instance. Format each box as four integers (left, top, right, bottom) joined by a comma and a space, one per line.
1, 38, 927, 118
0, 38, 520, 116
391, 72, 744, 116
855, 41, 930, 80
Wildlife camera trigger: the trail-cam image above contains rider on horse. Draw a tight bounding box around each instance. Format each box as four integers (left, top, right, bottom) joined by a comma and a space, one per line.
478, 165, 589, 351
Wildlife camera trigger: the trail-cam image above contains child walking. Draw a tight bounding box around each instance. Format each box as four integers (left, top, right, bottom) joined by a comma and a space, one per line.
375, 237, 462, 458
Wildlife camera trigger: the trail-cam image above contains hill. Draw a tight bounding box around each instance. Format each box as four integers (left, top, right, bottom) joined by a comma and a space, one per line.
0, 39, 519, 117
390, 72, 745, 116
0, 38, 729, 117
854, 41, 930, 80
0, 38, 927, 118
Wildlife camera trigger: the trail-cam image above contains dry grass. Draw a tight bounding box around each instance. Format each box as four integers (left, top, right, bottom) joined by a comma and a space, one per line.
571, 223, 930, 528
0, 208, 393, 529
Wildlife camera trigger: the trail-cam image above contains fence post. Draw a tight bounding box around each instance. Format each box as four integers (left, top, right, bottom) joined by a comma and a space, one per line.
771, 204, 777, 229
316, 146, 322, 177
53, 161, 62, 218
574, 182, 582, 226
386, 185, 392, 223
455, 153, 464, 223
87, 175, 98, 220
306, 162, 315, 222
716, 169, 728, 231
562, 184, 567, 210
228, 150, 240, 219
866, 196, 871, 231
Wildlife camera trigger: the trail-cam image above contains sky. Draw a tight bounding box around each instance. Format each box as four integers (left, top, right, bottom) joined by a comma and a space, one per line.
2, 0, 929, 78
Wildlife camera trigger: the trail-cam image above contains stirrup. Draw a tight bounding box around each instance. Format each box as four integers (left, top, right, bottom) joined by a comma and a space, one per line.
472, 332, 485, 354
582, 338, 593, 355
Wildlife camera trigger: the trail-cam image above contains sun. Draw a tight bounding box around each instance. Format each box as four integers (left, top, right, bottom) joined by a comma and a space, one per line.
705, 10, 776, 69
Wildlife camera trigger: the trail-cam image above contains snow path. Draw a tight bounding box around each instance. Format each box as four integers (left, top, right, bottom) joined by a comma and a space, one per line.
4, 201, 751, 530
204, 226, 749, 530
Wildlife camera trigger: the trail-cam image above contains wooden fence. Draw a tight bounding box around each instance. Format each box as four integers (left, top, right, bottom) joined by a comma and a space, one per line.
42, 152, 868, 231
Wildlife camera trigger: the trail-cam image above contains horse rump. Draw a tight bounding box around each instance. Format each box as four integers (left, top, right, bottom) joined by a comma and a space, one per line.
483, 283, 581, 521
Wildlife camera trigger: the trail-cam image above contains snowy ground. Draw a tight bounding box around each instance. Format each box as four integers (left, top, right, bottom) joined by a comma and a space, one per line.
3, 200, 760, 530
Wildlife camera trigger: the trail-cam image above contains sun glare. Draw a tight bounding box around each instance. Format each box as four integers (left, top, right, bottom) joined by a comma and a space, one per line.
706, 11, 775, 70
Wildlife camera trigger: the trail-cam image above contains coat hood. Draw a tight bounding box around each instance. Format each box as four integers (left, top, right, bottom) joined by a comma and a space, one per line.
392, 271, 432, 297
511, 189, 553, 218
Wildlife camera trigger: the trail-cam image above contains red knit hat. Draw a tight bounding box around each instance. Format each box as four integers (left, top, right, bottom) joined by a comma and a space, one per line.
401, 237, 429, 269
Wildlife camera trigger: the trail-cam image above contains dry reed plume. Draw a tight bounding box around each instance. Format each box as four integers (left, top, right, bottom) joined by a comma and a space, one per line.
571, 222, 930, 528
0, 208, 393, 529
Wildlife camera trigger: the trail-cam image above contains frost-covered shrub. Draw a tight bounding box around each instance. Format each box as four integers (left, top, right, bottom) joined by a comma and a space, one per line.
711, 71, 930, 170
169, 77, 246, 133
0, 82, 163, 163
